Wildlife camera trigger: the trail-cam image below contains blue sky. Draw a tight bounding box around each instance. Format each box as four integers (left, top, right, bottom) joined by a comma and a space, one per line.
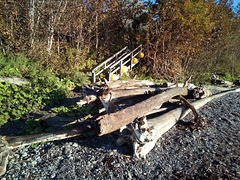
146, 0, 239, 9
232, 0, 239, 8
145, 0, 240, 11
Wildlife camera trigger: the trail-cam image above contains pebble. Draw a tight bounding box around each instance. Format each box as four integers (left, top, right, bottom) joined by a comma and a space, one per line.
31, 161, 37, 167
50, 173, 56, 178
22, 152, 28, 158
72, 143, 78, 147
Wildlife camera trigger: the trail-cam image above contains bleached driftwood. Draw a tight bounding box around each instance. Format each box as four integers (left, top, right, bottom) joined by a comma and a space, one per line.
77, 86, 164, 106
106, 79, 155, 89
121, 87, 240, 158
167, 82, 196, 89
97, 87, 188, 136
202, 85, 232, 92
0, 125, 93, 176
189, 86, 212, 99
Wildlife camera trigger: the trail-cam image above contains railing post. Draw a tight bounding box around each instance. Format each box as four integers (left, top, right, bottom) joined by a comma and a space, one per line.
109, 67, 112, 81
92, 71, 96, 83
120, 60, 123, 77
130, 52, 133, 70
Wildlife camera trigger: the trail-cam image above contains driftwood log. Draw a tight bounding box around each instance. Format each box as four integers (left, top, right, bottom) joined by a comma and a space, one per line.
0, 124, 94, 176
96, 87, 188, 135
121, 87, 240, 158
106, 79, 155, 89
77, 85, 164, 106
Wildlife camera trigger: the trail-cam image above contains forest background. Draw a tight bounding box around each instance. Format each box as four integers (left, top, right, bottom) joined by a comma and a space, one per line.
0, 0, 240, 125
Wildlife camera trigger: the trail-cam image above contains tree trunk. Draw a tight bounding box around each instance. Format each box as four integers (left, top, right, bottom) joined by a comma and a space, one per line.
97, 87, 188, 136
29, 0, 35, 47
106, 79, 155, 89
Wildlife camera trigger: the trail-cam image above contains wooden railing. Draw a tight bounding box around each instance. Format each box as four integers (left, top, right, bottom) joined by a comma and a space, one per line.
91, 45, 142, 83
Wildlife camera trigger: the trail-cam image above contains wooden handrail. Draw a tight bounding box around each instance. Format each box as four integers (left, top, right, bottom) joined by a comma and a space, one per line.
95, 51, 129, 76
91, 45, 142, 83
92, 46, 127, 72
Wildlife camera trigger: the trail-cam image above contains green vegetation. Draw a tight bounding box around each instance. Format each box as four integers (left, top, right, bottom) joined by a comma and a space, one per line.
24, 104, 100, 135
31, 142, 46, 149
0, 51, 79, 126
24, 118, 54, 135
51, 104, 100, 118
0, 52, 39, 78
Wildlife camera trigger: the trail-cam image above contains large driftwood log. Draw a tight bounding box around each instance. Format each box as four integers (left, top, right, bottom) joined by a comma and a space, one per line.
110, 87, 163, 103
127, 87, 240, 158
0, 124, 93, 176
2, 126, 92, 150
97, 87, 188, 136
106, 79, 155, 89
77, 86, 163, 106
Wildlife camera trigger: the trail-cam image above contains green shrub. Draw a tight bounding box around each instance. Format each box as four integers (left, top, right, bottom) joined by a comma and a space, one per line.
72, 71, 90, 86
221, 72, 238, 82
0, 52, 76, 126
0, 52, 39, 79
0, 77, 73, 126
51, 104, 100, 118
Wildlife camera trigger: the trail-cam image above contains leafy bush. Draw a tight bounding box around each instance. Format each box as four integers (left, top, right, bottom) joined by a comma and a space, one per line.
72, 71, 90, 86
51, 104, 100, 118
0, 78, 72, 126
0, 52, 39, 79
221, 73, 238, 82
0, 52, 77, 126
0, 82, 43, 125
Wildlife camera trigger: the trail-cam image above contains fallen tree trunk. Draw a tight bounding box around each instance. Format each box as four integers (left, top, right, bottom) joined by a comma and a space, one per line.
110, 87, 163, 103
0, 124, 94, 176
106, 79, 155, 89
77, 86, 164, 105
2, 126, 93, 150
97, 87, 188, 136
133, 87, 240, 158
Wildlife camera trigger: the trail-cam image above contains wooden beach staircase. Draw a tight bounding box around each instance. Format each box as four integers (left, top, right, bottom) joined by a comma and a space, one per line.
91, 45, 142, 83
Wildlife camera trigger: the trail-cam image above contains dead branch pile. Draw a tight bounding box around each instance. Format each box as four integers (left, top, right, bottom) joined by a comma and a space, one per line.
1, 79, 239, 176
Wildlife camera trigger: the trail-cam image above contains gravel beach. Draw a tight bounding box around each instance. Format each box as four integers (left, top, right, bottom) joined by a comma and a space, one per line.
0, 91, 240, 179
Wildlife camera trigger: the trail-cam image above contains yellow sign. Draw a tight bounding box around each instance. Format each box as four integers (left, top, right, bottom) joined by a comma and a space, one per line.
121, 65, 129, 73
110, 73, 119, 81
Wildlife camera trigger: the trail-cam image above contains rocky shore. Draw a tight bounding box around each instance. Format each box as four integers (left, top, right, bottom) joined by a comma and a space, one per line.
1, 91, 239, 179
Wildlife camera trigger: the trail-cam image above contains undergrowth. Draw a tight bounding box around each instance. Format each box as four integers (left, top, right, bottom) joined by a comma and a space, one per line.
51, 104, 99, 117
0, 51, 87, 126
24, 104, 100, 135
